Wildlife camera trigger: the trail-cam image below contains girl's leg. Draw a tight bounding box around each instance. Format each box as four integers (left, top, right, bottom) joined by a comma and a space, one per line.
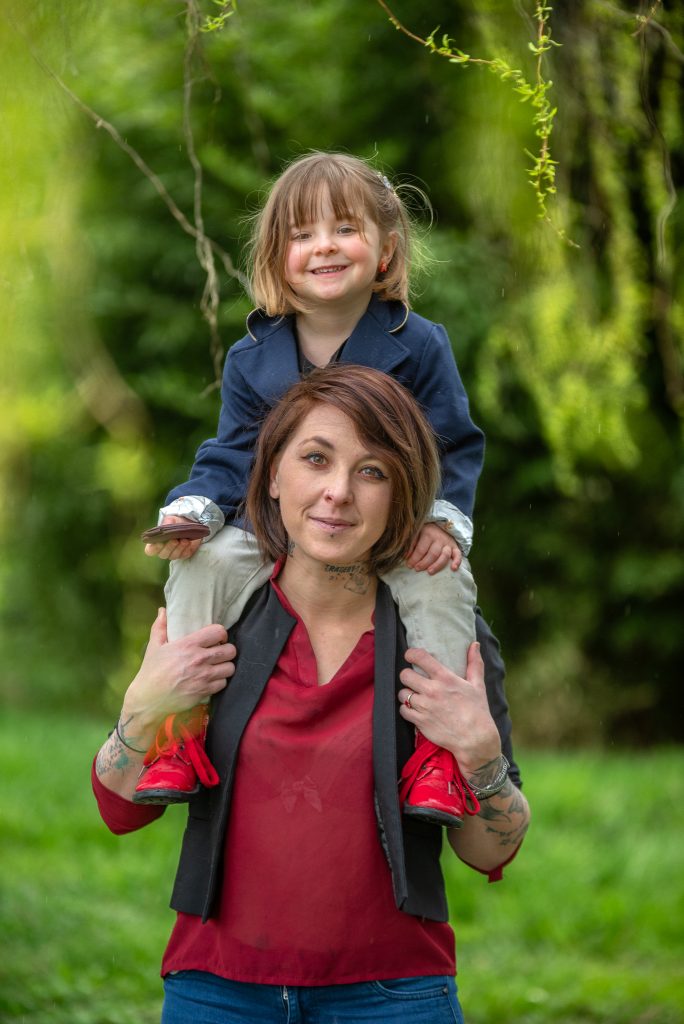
164, 525, 273, 641
380, 556, 477, 677
380, 559, 478, 828
134, 527, 274, 804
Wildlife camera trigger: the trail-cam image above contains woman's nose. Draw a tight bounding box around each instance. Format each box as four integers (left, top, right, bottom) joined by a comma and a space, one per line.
324, 473, 353, 504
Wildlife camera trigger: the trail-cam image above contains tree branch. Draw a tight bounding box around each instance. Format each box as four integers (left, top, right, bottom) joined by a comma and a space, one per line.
5, 9, 250, 364
184, 0, 225, 391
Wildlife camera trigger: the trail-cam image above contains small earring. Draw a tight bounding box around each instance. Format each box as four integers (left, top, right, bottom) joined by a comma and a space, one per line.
379, 260, 388, 274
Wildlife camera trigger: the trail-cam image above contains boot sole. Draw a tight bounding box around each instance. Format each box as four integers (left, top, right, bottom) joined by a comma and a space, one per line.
132, 786, 199, 806
403, 804, 464, 828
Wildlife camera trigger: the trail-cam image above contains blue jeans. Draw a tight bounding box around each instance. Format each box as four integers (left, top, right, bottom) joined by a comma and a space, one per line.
162, 970, 465, 1023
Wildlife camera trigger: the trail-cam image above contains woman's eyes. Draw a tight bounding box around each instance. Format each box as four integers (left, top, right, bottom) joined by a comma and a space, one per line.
360, 465, 388, 480
302, 453, 387, 480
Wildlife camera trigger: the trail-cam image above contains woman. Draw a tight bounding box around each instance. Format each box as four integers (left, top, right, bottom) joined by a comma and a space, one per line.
93, 365, 530, 1024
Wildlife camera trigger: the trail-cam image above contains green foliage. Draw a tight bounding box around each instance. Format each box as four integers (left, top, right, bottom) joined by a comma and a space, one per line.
1, 710, 683, 1022
0, 0, 682, 742
386, 0, 563, 223
202, 0, 237, 35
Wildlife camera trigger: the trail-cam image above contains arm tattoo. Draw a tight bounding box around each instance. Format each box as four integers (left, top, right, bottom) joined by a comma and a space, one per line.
477, 779, 530, 847
95, 733, 131, 777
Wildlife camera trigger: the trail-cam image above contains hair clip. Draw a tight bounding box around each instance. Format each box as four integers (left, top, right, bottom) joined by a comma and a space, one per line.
378, 173, 393, 192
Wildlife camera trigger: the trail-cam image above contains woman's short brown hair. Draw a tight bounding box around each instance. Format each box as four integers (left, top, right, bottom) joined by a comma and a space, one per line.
249, 152, 418, 315
246, 365, 441, 576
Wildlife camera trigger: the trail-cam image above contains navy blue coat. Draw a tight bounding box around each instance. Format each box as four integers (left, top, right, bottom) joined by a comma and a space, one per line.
167, 296, 485, 523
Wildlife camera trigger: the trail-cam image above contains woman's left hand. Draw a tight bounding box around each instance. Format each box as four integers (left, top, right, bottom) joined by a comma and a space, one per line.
398, 642, 501, 775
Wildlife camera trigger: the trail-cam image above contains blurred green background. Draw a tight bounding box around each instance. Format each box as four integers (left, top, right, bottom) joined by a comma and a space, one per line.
1, 1, 683, 1021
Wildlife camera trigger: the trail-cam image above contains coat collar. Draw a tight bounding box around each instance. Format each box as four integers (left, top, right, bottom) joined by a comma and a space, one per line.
241, 296, 412, 405
245, 294, 409, 342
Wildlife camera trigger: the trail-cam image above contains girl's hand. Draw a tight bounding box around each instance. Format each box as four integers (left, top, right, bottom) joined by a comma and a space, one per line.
143, 515, 203, 561
406, 523, 462, 575
398, 643, 501, 775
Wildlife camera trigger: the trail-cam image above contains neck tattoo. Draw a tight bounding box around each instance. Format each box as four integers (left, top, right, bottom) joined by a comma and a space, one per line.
324, 563, 371, 595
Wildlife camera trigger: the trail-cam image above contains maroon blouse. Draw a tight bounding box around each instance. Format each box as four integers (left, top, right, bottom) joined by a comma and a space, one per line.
93, 575, 463, 984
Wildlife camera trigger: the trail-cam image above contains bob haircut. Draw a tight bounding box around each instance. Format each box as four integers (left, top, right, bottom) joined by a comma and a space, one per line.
245, 364, 441, 576
249, 152, 418, 316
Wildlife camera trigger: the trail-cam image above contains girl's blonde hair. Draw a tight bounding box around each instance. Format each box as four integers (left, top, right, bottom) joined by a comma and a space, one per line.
249, 152, 422, 316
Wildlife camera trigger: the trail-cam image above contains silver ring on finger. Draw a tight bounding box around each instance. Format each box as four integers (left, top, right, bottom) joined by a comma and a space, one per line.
404, 691, 414, 710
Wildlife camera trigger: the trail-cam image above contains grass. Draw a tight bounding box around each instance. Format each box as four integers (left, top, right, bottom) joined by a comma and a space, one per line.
1, 710, 683, 1023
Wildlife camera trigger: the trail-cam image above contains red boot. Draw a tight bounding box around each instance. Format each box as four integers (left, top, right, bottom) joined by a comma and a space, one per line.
133, 705, 219, 805
399, 737, 480, 828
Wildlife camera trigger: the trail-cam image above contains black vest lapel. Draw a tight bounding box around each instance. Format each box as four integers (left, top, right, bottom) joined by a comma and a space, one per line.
372, 582, 412, 909
207, 585, 296, 783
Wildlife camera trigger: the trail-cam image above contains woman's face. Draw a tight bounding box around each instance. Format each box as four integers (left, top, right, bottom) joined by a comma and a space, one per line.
269, 404, 393, 571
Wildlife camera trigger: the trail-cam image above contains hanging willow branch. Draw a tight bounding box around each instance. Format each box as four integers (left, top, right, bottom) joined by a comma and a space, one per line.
184, 0, 224, 392
376, 0, 576, 244
4, 5, 249, 393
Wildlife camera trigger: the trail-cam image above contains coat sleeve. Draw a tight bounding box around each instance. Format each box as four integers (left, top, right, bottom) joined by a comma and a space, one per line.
164, 344, 269, 523
410, 323, 484, 520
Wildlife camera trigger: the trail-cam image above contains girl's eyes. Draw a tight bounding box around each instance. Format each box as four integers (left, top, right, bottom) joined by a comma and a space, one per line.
289, 223, 358, 240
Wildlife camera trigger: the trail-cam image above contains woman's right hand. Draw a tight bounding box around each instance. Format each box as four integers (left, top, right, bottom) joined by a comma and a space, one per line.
143, 515, 204, 560
120, 608, 236, 742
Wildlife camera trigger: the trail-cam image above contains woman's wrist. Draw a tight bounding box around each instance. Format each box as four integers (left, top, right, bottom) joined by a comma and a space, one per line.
121, 675, 170, 734
466, 753, 510, 800
116, 705, 160, 752
115, 718, 148, 754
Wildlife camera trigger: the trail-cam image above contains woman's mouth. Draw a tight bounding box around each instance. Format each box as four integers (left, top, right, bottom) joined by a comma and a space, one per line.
310, 516, 353, 534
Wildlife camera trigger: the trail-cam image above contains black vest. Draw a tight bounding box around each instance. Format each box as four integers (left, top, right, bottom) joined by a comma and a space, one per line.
169, 581, 449, 923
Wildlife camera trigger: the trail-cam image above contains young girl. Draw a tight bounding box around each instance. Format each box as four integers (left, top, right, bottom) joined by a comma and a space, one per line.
135, 151, 504, 824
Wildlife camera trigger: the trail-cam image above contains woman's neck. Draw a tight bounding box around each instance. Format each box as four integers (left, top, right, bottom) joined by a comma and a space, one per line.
295, 292, 371, 366
277, 555, 377, 623
277, 556, 378, 686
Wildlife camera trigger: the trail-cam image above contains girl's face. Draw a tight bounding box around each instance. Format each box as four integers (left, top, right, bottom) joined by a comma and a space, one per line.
269, 404, 393, 572
285, 193, 396, 316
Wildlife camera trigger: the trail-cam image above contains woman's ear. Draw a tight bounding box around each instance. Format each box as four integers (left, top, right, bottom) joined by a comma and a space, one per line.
269, 469, 280, 500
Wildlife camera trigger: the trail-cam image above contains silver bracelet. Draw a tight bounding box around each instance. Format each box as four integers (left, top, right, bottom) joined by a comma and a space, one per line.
469, 754, 510, 800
